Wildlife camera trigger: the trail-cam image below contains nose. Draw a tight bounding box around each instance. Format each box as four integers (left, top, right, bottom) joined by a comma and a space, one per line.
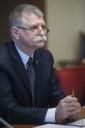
38, 25, 45, 34
38, 25, 42, 30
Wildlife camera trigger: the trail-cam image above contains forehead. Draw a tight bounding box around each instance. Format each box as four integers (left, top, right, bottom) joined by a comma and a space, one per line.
22, 12, 45, 26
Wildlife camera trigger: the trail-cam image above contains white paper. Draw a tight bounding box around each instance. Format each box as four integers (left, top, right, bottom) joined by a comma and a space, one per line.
33, 124, 78, 128
68, 119, 85, 127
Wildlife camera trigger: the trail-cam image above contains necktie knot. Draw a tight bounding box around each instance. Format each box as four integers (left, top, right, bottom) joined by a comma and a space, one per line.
26, 57, 33, 68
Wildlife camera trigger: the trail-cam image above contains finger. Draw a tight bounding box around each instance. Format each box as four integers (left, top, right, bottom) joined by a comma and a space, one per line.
64, 101, 81, 108
66, 96, 78, 102
69, 107, 81, 116
61, 102, 81, 113
61, 96, 77, 104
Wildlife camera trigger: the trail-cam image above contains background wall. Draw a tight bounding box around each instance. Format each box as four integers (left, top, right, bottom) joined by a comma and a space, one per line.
46, 0, 85, 64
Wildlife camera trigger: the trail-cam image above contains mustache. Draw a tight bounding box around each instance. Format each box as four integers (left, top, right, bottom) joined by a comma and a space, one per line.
33, 35, 47, 42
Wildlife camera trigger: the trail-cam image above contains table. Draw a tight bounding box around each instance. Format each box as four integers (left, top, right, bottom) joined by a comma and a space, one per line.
13, 124, 37, 128
13, 107, 85, 128
79, 107, 85, 119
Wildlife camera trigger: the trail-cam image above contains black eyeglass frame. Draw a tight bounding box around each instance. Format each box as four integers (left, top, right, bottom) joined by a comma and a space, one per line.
15, 25, 50, 33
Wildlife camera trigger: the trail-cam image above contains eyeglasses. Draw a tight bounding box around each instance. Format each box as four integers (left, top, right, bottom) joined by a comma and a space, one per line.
16, 25, 50, 34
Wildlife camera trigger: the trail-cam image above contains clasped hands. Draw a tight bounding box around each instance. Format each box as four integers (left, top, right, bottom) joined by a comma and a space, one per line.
55, 96, 81, 123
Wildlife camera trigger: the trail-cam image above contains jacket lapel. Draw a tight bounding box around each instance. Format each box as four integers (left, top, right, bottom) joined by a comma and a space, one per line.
33, 50, 43, 106
7, 41, 32, 98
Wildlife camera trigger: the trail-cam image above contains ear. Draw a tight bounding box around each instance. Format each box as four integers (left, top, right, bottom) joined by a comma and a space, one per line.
10, 27, 19, 40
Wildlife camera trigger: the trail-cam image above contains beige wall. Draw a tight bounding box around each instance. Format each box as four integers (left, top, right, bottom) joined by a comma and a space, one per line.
45, 0, 85, 64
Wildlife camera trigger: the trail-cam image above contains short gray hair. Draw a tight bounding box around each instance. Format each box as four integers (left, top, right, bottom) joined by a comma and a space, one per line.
9, 4, 44, 27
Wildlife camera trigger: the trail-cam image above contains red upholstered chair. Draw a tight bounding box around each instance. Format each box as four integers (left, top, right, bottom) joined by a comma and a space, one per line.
57, 66, 85, 102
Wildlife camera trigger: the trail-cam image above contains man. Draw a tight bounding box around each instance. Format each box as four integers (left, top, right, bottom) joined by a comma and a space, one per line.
0, 4, 81, 124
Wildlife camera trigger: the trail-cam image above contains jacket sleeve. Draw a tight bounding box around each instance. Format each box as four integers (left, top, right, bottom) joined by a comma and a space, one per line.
49, 68, 64, 107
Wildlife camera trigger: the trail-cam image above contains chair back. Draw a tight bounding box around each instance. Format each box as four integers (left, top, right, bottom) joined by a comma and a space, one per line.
57, 67, 85, 102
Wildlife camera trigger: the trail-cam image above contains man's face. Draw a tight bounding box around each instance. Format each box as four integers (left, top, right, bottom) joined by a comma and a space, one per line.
14, 13, 47, 52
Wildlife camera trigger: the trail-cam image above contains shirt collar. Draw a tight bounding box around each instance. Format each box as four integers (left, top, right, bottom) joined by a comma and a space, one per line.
15, 45, 33, 68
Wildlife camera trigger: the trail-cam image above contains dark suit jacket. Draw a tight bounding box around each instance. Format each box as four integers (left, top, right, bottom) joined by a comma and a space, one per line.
0, 41, 64, 124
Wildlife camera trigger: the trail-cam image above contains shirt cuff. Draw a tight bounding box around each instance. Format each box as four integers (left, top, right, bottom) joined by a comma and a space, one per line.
45, 108, 56, 123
